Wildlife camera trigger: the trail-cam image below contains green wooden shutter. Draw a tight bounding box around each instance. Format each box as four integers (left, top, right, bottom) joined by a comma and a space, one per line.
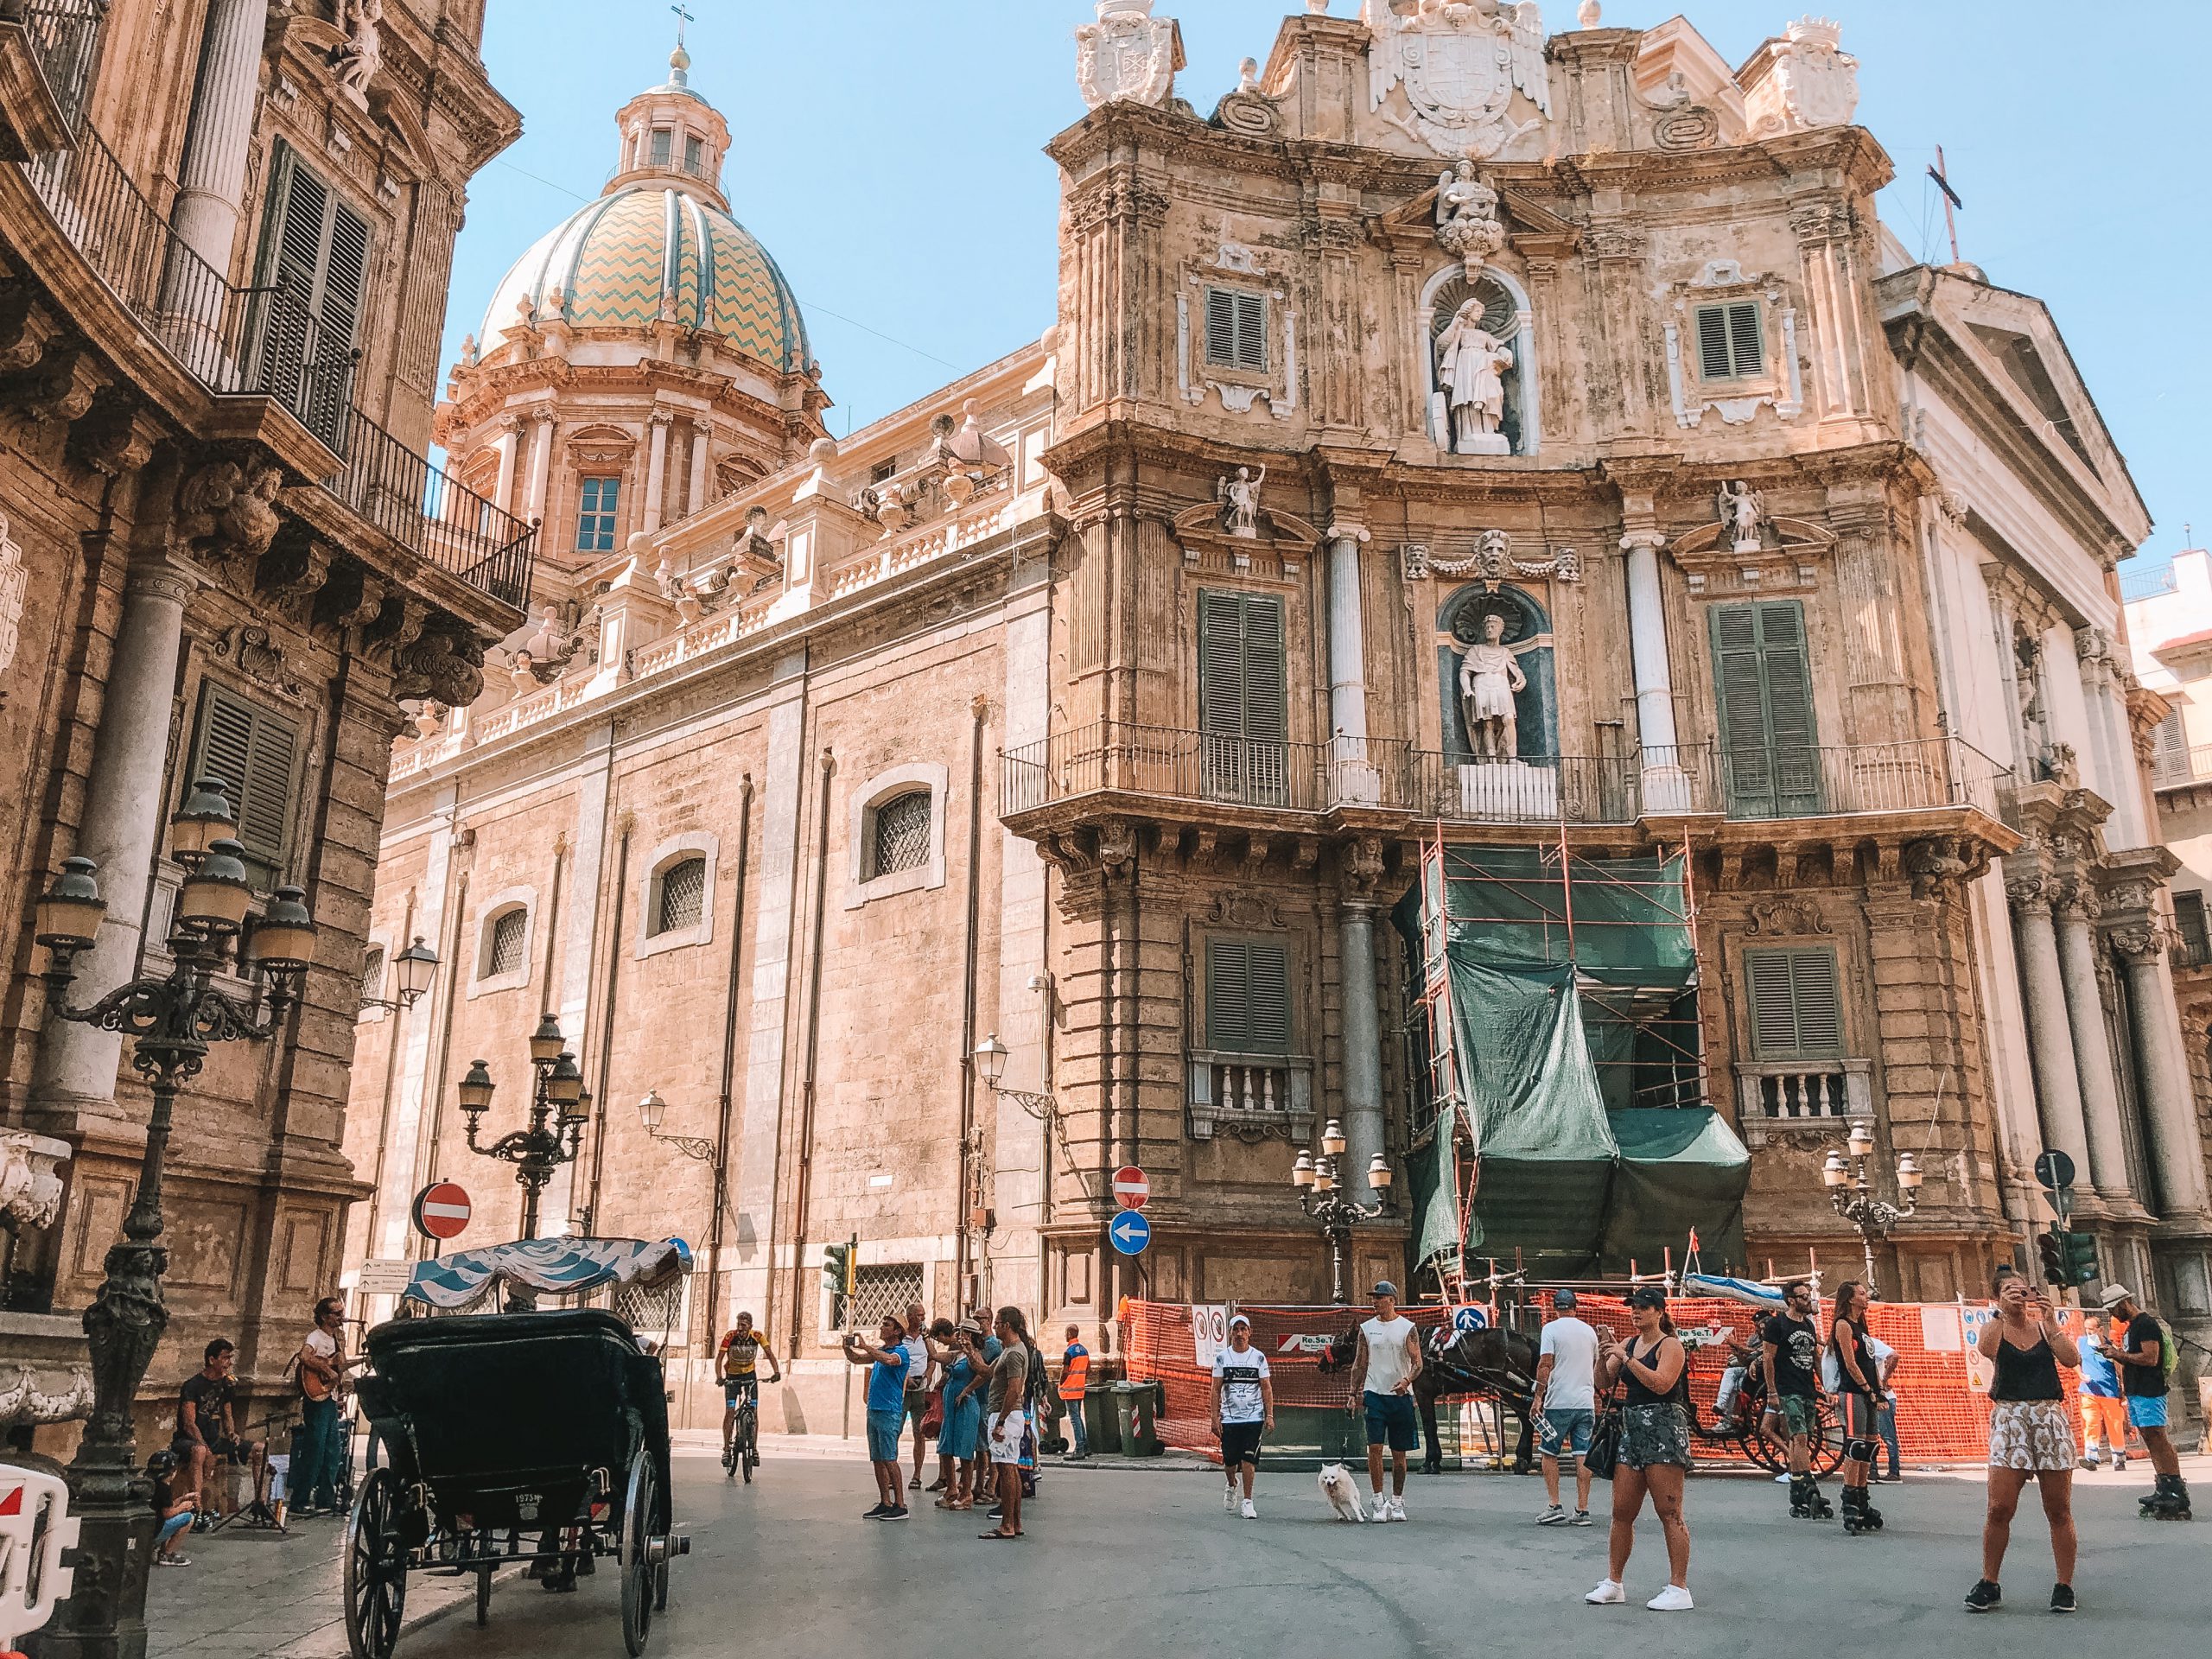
1205, 289, 1268, 371
257, 144, 369, 446
190, 684, 301, 886
1745, 948, 1841, 1059
1205, 938, 1292, 1056
1205, 290, 1237, 366
1726, 302, 1764, 375
1198, 590, 1287, 804
1696, 306, 1733, 379
1709, 601, 1819, 817
1234, 291, 1268, 371
1695, 302, 1764, 378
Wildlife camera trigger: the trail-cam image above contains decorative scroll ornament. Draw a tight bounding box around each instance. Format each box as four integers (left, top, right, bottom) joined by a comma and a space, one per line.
1401, 531, 1580, 586
1365, 0, 1552, 160
1077, 1, 1184, 111
1214, 58, 1281, 137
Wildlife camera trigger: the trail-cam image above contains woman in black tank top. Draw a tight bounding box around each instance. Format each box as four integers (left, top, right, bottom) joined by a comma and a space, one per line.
1967, 1269, 2082, 1615
1828, 1281, 1885, 1532
1586, 1285, 1693, 1611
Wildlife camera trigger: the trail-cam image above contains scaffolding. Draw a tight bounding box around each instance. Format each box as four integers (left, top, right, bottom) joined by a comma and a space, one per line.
1401, 817, 1744, 1300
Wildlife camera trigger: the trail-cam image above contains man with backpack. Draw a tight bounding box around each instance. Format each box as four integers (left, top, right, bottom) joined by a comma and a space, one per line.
2101, 1285, 2190, 1520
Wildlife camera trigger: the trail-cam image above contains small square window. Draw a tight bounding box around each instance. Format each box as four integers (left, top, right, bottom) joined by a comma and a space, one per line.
1695, 302, 1764, 380
653, 857, 707, 936
650, 129, 672, 168
868, 791, 931, 881
683, 134, 703, 175
1205, 288, 1268, 372
486, 908, 528, 979
576, 476, 621, 553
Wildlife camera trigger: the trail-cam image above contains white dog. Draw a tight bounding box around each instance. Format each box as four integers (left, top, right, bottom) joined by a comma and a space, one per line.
1318, 1463, 1367, 1522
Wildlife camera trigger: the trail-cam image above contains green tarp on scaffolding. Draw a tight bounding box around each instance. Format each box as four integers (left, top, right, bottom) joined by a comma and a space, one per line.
1402, 847, 1751, 1279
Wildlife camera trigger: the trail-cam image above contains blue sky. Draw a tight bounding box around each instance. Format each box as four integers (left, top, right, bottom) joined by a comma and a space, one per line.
451, 1, 2210, 576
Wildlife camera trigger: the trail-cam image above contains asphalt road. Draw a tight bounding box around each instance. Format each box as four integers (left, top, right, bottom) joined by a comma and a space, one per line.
285, 1454, 2205, 1659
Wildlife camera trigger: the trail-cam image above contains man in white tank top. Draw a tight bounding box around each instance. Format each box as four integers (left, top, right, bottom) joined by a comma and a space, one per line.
1346, 1281, 1424, 1521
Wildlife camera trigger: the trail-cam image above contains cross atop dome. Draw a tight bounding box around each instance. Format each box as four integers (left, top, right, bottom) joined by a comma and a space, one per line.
667, 3, 694, 88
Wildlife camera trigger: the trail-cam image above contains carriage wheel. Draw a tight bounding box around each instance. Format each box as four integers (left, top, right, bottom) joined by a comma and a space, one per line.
619, 1450, 658, 1657
343, 1468, 409, 1659
1808, 1398, 1847, 1477
475, 1564, 493, 1627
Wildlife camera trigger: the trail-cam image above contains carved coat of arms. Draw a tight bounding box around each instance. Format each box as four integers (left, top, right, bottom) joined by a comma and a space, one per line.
1076, 1, 1184, 111
1748, 17, 1859, 136
1366, 0, 1552, 160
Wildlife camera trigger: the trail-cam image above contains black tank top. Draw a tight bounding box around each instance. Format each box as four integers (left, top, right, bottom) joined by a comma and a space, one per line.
1622, 1335, 1689, 1408
1832, 1318, 1874, 1396
1988, 1329, 2062, 1402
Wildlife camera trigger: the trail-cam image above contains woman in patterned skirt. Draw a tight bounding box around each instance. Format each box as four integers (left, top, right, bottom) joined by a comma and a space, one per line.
1967, 1266, 2082, 1615
1585, 1284, 1694, 1613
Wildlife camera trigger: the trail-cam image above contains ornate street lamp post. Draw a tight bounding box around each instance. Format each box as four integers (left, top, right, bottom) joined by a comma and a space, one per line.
636, 1090, 714, 1161
455, 1014, 590, 1242
1291, 1118, 1394, 1306
1823, 1121, 1923, 1296
35, 778, 317, 1659
358, 934, 438, 1014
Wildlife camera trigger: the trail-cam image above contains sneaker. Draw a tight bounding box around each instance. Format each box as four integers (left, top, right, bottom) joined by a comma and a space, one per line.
1389, 1497, 1408, 1522
1964, 1580, 2001, 1613
1536, 1504, 1567, 1526
1646, 1586, 1694, 1612
1224, 1485, 1238, 1513
2050, 1584, 2075, 1615
863, 1503, 892, 1520
2078, 1459, 2101, 1472
156, 1554, 190, 1568
987, 1504, 1004, 1520
2115, 1456, 2128, 1471
1585, 1580, 1627, 1605
1240, 1499, 1258, 1520
881, 1506, 909, 1522
1569, 1510, 1593, 1527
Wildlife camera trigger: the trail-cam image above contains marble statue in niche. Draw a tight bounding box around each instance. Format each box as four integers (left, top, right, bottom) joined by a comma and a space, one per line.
1437, 298, 1515, 454
1217, 465, 1266, 538
1458, 611, 1529, 760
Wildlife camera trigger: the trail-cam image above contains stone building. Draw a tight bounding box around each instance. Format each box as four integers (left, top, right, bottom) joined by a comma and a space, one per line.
1, 0, 530, 1446
352, 2, 2209, 1431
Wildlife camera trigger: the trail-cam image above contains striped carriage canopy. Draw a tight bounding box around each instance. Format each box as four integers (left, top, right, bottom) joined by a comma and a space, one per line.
404, 1236, 691, 1311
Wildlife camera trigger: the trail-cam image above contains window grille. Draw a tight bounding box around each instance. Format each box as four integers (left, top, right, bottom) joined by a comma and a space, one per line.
1205, 287, 1268, 372
615, 1275, 690, 1347
2175, 891, 2210, 967
1694, 301, 1764, 379
1745, 948, 1843, 1059
653, 857, 706, 935
576, 476, 621, 553
834, 1262, 925, 1332
868, 791, 931, 880
360, 945, 385, 1007
683, 133, 704, 175
486, 908, 528, 979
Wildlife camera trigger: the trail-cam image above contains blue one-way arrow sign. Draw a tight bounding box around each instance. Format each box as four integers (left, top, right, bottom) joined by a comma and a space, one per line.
1109, 1211, 1151, 1255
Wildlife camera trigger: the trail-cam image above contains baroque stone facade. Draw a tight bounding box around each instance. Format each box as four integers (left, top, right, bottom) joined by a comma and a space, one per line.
348, 4, 2209, 1430
1, 0, 531, 1448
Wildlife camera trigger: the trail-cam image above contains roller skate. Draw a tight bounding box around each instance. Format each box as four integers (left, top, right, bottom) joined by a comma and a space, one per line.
1789, 1474, 1834, 1520
2141, 1474, 2194, 1521
1840, 1485, 1883, 1534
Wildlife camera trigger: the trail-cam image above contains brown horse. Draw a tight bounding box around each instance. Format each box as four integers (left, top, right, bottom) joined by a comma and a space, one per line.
1323, 1322, 1543, 1475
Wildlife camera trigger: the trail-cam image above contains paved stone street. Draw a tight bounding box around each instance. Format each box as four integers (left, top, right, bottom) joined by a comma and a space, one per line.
143, 1451, 2210, 1659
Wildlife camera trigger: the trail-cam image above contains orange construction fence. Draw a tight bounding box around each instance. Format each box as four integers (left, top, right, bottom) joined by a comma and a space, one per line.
1122, 1294, 2085, 1467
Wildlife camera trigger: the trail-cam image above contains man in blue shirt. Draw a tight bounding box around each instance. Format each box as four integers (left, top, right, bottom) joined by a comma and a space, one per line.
842, 1315, 912, 1520
2076, 1306, 2127, 1471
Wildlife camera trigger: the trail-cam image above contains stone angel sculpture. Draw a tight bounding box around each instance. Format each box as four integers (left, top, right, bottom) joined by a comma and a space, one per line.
332, 0, 385, 105
1434, 160, 1506, 279
1717, 479, 1767, 550
1217, 466, 1267, 538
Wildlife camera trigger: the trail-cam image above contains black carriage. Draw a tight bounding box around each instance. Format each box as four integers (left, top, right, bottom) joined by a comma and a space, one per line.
345, 1309, 689, 1659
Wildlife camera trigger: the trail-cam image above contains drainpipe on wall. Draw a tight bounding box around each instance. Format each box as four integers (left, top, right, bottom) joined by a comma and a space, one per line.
957, 697, 988, 1307
704, 775, 755, 1347
786, 748, 836, 1359
582, 822, 632, 1236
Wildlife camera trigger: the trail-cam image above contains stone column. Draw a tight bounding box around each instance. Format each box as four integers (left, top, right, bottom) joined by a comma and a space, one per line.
2053, 887, 2135, 1208
2114, 924, 2212, 1218
686, 420, 713, 521
31, 556, 200, 1111
2007, 878, 2096, 1192
1324, 523, 1376, 803
523, 412, 555, 524
1337, 839, 1388, 1198
1621, 531, 1691, 811
642, 412, 671, 533
492, 416, 522, 516
162, 0, 267, 348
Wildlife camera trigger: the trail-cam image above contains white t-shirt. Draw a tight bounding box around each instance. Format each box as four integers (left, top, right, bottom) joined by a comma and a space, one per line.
1211, 1344, 1271, 1425
304, 1329, 339, 1363
1538, 1316, 1600, 1413
903, 1335, 931, 1393
1361, 1315, 1420, 1396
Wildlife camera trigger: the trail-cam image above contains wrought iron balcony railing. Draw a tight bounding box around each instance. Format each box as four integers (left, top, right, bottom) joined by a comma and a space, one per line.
15, 0, 105, 133
2152, 742, 2212, 791
9, 41, 534, 611
1714, 737, 2015, 823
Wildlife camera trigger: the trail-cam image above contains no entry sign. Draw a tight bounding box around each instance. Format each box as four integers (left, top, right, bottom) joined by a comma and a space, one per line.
411, 1181, 473, 1242
1112, 1166, 1149, 1211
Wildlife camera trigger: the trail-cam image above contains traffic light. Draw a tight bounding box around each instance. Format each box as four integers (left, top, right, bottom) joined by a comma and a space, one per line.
2037, 1227, 2067, 1287
822, 1241, 854, 1301
2060, 1230, 2100, 1288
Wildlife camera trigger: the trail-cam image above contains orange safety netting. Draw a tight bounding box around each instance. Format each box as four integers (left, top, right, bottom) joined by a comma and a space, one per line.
1122, 1294, 2085, 1466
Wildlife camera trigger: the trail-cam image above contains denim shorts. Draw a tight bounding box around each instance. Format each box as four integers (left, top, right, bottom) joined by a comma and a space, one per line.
865, 1409, 904, 1463
1539, 1408, 1594, 1459
1363, 1391, 1420, 1452
2126, 1394, 2170, 1430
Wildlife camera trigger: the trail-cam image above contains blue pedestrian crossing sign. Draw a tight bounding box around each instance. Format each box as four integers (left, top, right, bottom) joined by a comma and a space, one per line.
1109, 1211, 1151, 1255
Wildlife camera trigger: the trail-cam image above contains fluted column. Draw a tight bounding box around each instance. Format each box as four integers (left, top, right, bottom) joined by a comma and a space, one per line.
2053, 886, 2135, 1207
686, 420, 713, 521
1621, 530, 1692, 812
32, 553, 200, 1110
1325, 523, 1376, 804
160, 0, 267, 354
2007, 877, 2096, 1191
492, 416, 522, 516
523, 412, 555, 524
642, 412, 672, 533
2114, 923, 2212, 1217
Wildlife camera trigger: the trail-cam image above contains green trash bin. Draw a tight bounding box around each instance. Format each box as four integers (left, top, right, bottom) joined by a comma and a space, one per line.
1084, 1380, 1122, 1456
1114, 1379, 1162, 1457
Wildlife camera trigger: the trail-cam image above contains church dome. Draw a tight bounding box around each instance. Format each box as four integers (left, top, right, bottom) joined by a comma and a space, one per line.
483, 186, 811, 375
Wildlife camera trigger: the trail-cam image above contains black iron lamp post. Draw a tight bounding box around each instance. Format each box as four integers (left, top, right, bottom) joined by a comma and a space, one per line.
1291, 1118, 1393, 1306
1823, 1120, 1923, 1296
358, 934, 438, 1015
37, 778, 317, 1659
636, 1090, 714, 1161
456, 1014, 589, 1241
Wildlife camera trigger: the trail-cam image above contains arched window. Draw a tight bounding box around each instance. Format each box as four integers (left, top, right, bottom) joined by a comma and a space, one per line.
485, 906, 528, 979
360, 944, 386, 1004
868, 791, 932, 880
652, 856, 706, 936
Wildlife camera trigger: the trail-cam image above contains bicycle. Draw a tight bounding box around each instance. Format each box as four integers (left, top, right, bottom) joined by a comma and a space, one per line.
722, 1386, 759, 1484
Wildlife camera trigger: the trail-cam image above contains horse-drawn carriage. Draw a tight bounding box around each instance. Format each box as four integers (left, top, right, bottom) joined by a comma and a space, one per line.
345, 1309, 689, 1659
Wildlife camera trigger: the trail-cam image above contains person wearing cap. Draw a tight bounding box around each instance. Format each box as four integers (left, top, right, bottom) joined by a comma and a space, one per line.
1211, 1313, 1274, 1519
1345, 1281, 1423, 1522
1586, 1285, 1694, 1612
1534, 1287, 1601, 1527
2102, 1284, 2189, 1519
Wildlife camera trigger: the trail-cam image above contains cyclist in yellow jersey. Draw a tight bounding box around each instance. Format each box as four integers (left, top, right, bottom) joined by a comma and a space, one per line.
717, 1313, 782, 1460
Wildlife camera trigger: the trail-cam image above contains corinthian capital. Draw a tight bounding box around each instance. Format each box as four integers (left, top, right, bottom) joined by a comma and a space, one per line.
2109, 923, 2169, 964
2005, 875, 2054, 915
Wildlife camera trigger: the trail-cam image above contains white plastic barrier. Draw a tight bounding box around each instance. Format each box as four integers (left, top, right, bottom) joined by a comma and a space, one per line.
0, 1463, 79, 1653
